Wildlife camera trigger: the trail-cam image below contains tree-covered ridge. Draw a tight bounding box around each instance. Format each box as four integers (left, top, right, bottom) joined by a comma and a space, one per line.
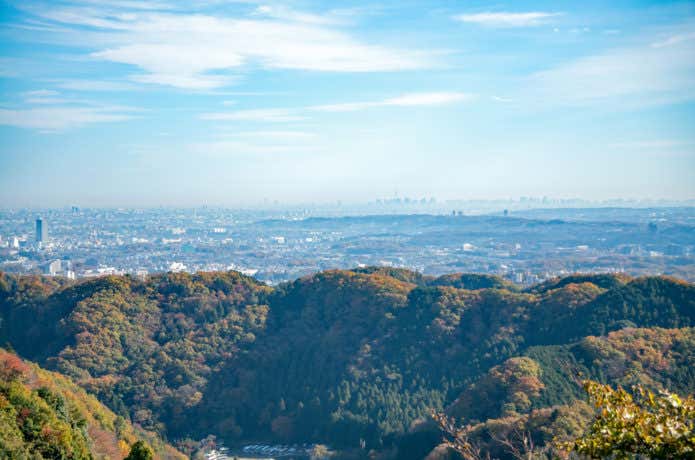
194, 270, 419, 445
430, 274, 519, 291
415, 327, 695, 460
0, 269, 693, 456
451, 327, 695, 421
528, 273, 632, 293
0, 271, 271, 434
193, 270, 694, 450
0, 349, 184, 459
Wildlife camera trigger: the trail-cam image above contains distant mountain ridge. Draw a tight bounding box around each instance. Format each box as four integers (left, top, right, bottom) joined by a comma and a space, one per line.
0, 269, 693, 458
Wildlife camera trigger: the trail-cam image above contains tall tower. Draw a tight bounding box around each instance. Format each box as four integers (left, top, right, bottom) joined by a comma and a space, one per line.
36, 218, 48, 243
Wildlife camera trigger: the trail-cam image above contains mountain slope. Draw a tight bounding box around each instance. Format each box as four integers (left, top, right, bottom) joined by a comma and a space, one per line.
402, 327, 695, 460
1, 268, 693, 456
0, 349, 184, 459
193, 270, 694, 449
0, 271, 271, 434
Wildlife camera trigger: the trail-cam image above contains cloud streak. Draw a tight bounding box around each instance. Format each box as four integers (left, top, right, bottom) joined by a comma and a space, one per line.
202, 92, 473, 122
201, 108, 307, 122
0, 105, 139, 131
528, 27, 695, 106
312, 92, 472, 112
453, 12, 561, 28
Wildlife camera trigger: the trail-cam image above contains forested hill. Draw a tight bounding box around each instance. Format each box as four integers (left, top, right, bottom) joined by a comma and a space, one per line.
0, 349, 185, 459
0, 269, 693, 458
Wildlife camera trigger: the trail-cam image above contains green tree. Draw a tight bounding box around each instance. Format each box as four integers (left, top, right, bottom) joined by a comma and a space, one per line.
125, 440, 154, 460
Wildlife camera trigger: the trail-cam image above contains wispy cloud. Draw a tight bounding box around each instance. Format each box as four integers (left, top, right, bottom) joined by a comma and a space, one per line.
453, 12, 561, 28
15, 3, 436, 89
48, 79, 141, 92
313, 92, 472, 112
251, 5, 341, 25
227, 130, 317, 140
22, 89, 59, 97
528, 26, 695, 107
19, 89, 77, 105
201, 108, 306, 123
651, 31, 695, 48
0, 105, 139, 131
202, 92, 473, 121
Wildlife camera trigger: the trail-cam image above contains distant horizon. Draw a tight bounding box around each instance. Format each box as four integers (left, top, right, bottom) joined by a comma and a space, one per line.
2, 197, 694, 213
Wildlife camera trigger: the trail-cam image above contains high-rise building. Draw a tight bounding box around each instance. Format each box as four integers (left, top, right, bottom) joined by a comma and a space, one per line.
36, 218, 48, 242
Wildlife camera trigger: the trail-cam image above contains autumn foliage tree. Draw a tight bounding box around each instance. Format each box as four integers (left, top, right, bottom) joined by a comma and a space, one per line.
561, 380, 695, 459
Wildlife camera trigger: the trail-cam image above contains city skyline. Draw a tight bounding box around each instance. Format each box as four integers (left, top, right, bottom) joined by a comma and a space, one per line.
1, 0, 695, 207
2, 206, 693, 284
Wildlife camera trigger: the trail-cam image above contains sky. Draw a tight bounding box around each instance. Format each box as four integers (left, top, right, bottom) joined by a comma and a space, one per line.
0, 0, 694, 207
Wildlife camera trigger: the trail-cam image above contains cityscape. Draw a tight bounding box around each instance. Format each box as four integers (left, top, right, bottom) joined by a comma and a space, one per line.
1, 203, 693, 286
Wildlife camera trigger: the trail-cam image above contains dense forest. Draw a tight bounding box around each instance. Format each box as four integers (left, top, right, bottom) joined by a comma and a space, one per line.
0, 268, 693, 458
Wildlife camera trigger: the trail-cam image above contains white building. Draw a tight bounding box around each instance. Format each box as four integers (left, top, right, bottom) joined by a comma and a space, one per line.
46, 260, 61, 276
169, 262, 187, 272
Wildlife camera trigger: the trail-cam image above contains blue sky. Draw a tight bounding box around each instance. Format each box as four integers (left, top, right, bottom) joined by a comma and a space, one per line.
0, 0, 694, 207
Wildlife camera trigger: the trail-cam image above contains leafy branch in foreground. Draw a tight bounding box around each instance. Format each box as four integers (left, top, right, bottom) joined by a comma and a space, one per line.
560, 380, 695, 459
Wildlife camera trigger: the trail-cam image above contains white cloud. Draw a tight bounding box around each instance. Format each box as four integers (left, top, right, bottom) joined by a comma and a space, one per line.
202, 92, 472, 122
0, 105, 138, 131
76, 0, 176, 10
383, 92, 471, 106
130, 72, 237, 90
23, 97, 73, 104
228, 130, 317, 140
528, 26, 695, 107
312, 92, 472, 112
651, 31, 695, 48
48, 79, 140, 92
201, 108, 306, 122
453, 12, 561, 28
22, 89, 59, 97
251, 5, 339, 25
20, 89, 73, 105
92, 42, 245, 89
19, 4, 435, 89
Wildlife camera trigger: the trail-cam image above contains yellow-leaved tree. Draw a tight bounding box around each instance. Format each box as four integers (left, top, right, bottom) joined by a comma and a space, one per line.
561, 380, 695, 459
